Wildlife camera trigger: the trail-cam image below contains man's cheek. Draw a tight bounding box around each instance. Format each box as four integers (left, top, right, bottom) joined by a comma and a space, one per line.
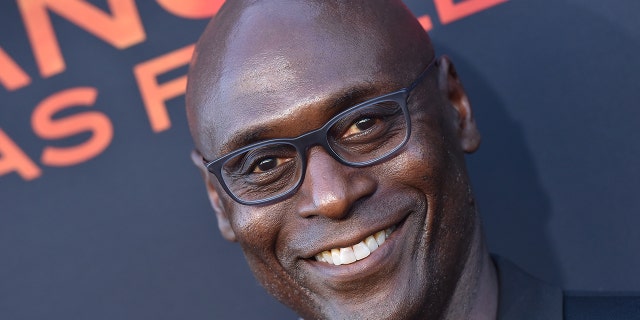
392, 136, 448, 189
231, 209, 280, 252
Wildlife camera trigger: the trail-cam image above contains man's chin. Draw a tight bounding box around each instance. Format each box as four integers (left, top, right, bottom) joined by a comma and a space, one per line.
302, 278, 433, 320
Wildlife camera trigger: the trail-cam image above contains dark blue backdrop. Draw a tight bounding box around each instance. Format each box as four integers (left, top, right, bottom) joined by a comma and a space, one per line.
1, 1, 639, 319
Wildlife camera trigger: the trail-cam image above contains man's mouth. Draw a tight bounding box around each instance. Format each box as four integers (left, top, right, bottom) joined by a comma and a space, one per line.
314, 225, 397, 266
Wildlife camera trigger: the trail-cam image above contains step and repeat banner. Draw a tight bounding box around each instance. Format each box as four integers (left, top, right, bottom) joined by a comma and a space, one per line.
1, 0, 639, 319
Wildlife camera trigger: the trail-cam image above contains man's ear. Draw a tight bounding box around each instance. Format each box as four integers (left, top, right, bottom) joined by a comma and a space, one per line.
190, 150, 237, 242
437, 56, 481, 153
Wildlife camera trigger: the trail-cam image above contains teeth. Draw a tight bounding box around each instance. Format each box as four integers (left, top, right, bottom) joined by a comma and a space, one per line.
375, 230, 386, 246
353, 242, 371, 260
331, 248, 342, 266
339, 247, 357, 264
322, 251, 334, 264
365, 235, 378, 252
315, 226, 396, 266
385, 225, 396, 237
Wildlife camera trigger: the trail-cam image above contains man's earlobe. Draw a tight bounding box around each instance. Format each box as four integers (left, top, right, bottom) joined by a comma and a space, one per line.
437, 56, 481, 153
207, 186, 237, 242
190, 150, 237, 242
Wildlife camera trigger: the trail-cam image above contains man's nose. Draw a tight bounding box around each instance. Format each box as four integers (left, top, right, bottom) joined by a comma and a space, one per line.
296, 147, 376, 219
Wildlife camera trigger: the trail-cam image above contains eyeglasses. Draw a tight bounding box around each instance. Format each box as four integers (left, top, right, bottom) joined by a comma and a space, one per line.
203, 58, 437, 205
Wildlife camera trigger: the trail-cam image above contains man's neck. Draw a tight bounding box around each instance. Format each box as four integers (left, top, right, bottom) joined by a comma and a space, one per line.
443, 221, 498, 320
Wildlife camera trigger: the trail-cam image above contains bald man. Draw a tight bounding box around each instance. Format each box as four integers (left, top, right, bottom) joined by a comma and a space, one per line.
185, 0, 563, 319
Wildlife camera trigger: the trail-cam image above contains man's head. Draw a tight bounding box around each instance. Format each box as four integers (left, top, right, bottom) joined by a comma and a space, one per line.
186, 0, 488, 318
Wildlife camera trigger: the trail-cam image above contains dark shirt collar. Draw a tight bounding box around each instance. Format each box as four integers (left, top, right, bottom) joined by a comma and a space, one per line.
493, 255, 563, 320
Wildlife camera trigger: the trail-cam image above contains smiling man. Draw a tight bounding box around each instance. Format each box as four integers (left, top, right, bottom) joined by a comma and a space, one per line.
185, 0, 559, 319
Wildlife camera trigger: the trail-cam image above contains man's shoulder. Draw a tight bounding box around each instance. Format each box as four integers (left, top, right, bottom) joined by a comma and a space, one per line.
564, 291, 640, 320
494, 255, 640, 320
493, 255, 563, 320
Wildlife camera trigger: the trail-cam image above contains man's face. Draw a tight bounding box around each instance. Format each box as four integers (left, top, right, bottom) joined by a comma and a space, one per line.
188, 1, 480, 319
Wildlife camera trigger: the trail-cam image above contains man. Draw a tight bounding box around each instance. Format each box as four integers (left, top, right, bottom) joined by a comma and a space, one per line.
185, 0, 562, 319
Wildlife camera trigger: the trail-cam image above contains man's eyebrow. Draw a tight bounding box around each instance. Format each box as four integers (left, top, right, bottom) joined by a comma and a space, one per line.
218, 84, 381, 156
220, 126, 272, 155
327, 85, 379, 115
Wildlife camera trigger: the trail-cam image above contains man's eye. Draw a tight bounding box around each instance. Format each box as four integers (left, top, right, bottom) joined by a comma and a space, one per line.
342, 117, 381, 138
252, 157, 288, 173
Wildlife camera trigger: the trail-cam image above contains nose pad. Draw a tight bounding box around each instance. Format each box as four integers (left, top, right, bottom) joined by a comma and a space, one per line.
296, 147, 376, 219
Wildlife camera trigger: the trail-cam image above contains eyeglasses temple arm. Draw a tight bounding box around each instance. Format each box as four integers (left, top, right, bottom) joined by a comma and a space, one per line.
407, 57, 438, 93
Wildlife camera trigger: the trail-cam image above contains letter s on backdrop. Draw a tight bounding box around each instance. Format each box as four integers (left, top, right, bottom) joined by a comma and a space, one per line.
31, 87, 113, 167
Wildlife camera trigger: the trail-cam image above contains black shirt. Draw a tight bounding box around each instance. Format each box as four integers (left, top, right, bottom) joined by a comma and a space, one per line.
494, 256, 640, 320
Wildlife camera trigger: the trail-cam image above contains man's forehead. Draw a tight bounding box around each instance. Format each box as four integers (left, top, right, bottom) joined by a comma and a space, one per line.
187, 0, 432, 157
217, 2, 393, 92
